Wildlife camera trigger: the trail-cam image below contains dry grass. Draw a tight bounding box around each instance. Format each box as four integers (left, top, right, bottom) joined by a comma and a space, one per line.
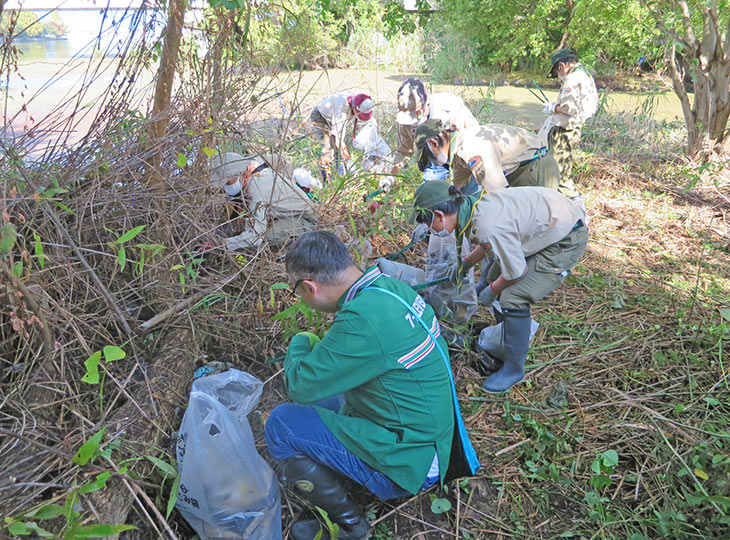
1, 14, 730, 540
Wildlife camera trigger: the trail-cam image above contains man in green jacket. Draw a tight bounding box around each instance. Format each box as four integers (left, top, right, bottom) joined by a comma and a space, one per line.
265, 230, 473, 540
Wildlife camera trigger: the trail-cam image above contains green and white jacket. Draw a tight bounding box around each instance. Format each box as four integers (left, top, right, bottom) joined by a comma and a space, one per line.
284, 266, 455, 494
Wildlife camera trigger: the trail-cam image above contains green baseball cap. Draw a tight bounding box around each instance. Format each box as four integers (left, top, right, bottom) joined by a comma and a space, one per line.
414, 119, 447, 172
548, 48, 577, 78
408, 181, 456, 223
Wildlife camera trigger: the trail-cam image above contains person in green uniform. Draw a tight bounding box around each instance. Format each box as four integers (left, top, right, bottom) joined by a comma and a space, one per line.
265, 230, 478, 540
410, 182, 588, 393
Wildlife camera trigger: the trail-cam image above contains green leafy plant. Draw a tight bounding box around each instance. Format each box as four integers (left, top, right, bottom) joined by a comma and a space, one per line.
145, 455, 180, 519
590, 449, 619, 490
4, 430, 134, 539
81, 345, 126, 409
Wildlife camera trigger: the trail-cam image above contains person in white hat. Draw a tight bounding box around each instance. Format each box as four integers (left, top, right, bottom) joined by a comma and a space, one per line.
310, 91, 376, 183
209, 152, 318, 251
380, 78, 478, 192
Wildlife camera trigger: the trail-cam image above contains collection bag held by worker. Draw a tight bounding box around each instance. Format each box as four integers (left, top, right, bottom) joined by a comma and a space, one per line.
377, 258, 425, 287
422, 233, 478, 325
176, 369, 282, 540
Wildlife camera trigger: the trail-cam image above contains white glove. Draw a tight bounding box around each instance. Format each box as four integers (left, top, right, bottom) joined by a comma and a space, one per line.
378, 175, 395, 191
542, 102, 557, 114
410, 223, 429, 244
478, 283, 498, 308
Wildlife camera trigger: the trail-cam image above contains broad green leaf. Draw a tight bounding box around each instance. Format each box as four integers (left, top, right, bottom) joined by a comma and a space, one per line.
694, 468, 709, 480
0, 223, 18, 254
115, 225, 145, 244
79, 471, 112, 494
8, 521, 53, 537
704, 397, 720, 406
24, 504, 65, 520
66, 523, 135, 538
176, 153, 187, 168
170, 264, 184, 271
81, 351, 102, 384
72, 427, 105, 466
719, 308, 730, 322
12, 261, 23, 277
145, 455, 177, 477
430, 497, 451, 514
202, 147, 217, 158
590, 458, 601, 474
601, 449, 619, 467
103, 345, 126, 363
166, 472, 181, 519
117, 246, 126, 272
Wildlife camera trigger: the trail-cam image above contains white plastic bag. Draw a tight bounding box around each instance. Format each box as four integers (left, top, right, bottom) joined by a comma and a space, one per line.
377, 258, 425, 287
176, 370, 282, 540
422, 233, 478, 325
353, 122, 392, 173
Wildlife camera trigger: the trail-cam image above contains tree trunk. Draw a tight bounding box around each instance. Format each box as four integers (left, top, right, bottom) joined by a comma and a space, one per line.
89, 329, 197, 539
146, 0, 187, 191
651, 1, 730, 161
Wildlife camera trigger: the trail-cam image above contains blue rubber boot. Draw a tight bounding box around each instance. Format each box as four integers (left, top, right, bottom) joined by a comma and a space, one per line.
482, 307, 531, 393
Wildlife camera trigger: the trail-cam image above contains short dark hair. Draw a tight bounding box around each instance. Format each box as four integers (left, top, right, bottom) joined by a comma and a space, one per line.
285, 230, 354, 284
415, 185, 464, 224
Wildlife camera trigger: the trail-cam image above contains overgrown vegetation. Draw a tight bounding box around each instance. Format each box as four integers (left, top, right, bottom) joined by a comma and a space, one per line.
2, 1, 730, 540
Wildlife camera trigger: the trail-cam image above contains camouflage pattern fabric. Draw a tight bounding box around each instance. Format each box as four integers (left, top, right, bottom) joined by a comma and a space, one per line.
548, 126, 582, 198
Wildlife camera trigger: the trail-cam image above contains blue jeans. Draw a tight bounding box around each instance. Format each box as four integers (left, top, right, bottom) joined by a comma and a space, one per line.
265, 397, 436, 500
422, 162, 449, 182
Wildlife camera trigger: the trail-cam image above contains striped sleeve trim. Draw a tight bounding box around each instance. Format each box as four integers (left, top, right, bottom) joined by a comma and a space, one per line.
398, 317, 441, 370
343, 267, 382, 303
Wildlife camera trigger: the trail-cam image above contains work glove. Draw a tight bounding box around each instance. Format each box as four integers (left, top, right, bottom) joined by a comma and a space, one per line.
447, 258, 468, 285
478, 283, 498, 309
542, 102, 557, 114
410, 223, 429, 244
295, 331, 321, 350
378, 175, 395, 192
475, 269, 490, 296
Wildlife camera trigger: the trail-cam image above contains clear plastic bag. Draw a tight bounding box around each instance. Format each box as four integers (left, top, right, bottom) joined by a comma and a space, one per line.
422, 233, 478, 325
377, 258, 426, 287
176, 370, 282, 540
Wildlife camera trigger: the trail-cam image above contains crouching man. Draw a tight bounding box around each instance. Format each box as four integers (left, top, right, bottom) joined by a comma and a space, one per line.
265, 231, 478, 540
209, 152, 318, 251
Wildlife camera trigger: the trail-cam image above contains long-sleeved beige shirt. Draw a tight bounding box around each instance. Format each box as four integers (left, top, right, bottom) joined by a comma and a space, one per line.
451, 124, 546, 192
393, 93, 478, 168
225, 154, 315, 251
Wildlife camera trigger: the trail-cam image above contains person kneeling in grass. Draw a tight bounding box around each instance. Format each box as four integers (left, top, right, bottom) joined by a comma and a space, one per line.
411, 181, 588, 393
265, 230, 478, 540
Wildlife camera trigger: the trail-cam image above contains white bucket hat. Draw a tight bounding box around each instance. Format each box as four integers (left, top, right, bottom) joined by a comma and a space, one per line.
208, 152, 259, 189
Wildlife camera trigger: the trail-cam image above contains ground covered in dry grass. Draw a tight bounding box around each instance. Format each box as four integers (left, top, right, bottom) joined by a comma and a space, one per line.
2, 72, 728, 540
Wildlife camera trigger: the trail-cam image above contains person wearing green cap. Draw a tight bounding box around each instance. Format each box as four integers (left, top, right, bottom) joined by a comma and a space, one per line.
410, 181, 588, 393
413, 119, 565, 196
540, 49, 598, 211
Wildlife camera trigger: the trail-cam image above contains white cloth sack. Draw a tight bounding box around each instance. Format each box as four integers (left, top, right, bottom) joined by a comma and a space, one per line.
175, 370, 282, 540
